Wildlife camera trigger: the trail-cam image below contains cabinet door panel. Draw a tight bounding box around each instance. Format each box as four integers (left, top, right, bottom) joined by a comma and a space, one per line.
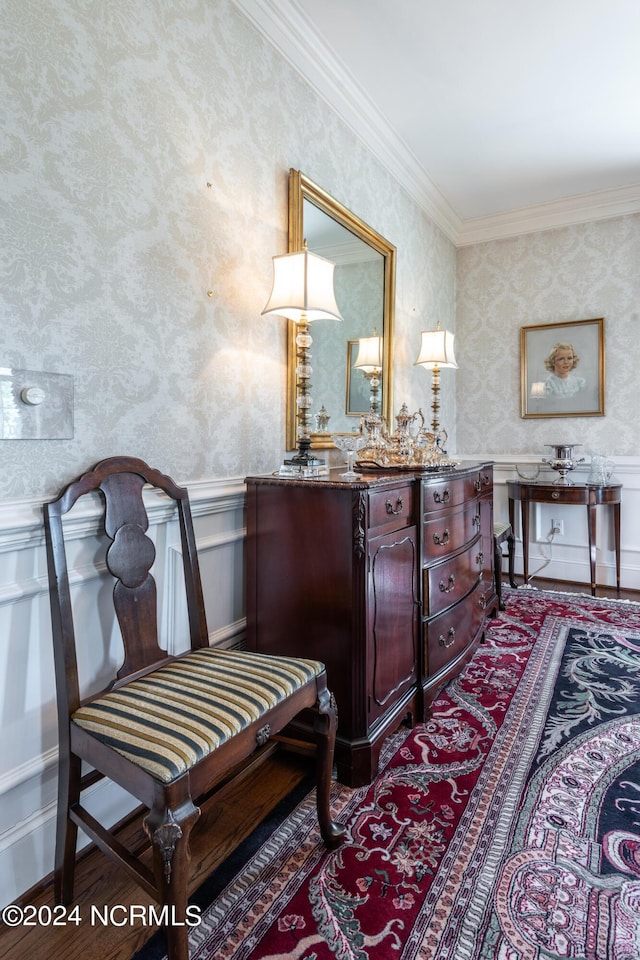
369, 530, 418, 721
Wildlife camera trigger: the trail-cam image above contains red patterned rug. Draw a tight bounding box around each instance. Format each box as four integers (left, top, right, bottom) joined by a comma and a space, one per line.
137, 589, 640, 959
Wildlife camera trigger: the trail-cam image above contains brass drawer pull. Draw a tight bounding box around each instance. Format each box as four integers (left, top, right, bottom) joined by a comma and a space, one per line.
439, 574, 456, 593
439, 627, 455, 648
474, 479, 482, 492
482, 474, 491, 486
433, 488, 450, 504
552, 491, 560, 500
433, 528, 450, 546
476, 551, 484, 567
385, 497, 404, 515
472, 513, 480, 527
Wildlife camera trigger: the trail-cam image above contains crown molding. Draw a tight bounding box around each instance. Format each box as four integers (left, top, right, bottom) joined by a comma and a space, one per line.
232, 0, 461, 243
232, 0, 640, 247
457, 182, 640, 245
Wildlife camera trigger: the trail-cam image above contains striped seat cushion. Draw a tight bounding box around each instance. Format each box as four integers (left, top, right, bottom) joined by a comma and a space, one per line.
493, 520, 511, 538
72, 648, 324, 783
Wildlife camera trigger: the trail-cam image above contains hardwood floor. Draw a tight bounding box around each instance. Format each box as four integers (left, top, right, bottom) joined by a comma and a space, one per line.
508, 574, 640, 602
2, 578, 639, 960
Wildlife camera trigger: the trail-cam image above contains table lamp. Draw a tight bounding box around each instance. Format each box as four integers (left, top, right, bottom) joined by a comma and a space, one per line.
262, 243, 343, 475
414, 322, 458, 433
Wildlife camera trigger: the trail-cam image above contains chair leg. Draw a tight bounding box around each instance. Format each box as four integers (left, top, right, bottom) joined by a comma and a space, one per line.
507, 530, 517, 587
313, 685, 346, 850
494, 538, 505, 611
54, 751, 82, 905
145, 800, 200, 960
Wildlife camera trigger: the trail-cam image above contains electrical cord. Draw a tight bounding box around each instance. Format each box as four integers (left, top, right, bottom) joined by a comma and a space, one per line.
524, 524, 559, 584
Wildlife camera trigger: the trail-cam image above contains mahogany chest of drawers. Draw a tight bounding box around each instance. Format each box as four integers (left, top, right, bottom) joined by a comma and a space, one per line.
245, 462, 495, 786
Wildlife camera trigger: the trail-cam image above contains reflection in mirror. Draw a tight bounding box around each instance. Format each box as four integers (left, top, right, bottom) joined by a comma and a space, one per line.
287, 170, 396, 450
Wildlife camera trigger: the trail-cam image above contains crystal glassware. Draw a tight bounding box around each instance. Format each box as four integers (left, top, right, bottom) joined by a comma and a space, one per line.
333, 434, 368, 481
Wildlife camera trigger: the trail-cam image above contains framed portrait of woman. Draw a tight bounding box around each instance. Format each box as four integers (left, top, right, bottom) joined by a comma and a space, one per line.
520, 318, 605, 418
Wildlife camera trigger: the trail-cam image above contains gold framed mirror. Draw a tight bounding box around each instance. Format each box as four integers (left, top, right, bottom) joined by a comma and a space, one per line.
286, 169, 396, 450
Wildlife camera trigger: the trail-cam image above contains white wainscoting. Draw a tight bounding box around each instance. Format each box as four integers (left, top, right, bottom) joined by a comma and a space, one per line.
0, 476, 246, 908
488, 456, 640, 591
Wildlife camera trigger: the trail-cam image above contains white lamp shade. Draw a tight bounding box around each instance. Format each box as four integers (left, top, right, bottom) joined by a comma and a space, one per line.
261, 248, 343, 323
354, 335, 382, 371
414, 328, 458, 369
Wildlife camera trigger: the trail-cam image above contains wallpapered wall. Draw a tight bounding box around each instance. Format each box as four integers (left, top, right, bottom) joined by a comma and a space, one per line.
0, 0, 456, 501
456, 214, 640, 458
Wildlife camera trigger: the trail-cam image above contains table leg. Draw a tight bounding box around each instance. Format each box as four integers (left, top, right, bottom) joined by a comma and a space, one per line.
508, 497, 517, 582
521, 501, 529, 583
614, 502, 621, 590
506, 528, 517, 587
494, 537, 504, 610
587, 503, 597, 596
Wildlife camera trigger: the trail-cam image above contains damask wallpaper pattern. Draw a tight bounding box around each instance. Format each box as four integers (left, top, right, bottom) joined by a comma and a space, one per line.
0, 0, 456, 499
456, 214, 640, 458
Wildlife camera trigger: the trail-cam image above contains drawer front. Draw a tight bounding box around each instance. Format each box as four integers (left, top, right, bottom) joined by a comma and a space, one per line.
368, 485, 415, 534
423, 474, 480, 513
423, 502, 480, 560
423, 581, 485, 678
423, 539, 484, 617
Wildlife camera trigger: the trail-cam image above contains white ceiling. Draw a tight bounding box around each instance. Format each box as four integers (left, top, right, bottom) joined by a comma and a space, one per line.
234, 0, 640, 244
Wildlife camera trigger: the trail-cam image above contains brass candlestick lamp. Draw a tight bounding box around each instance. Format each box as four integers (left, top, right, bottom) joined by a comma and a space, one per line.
353, 329, 387, 445
262, 243, 343, 476
414, 321, 458, 435
353, 331, 383, 415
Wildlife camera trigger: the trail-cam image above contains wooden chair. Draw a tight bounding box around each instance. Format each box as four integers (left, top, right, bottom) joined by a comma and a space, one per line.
43, 457, 344, 960
493, 520, 517, 610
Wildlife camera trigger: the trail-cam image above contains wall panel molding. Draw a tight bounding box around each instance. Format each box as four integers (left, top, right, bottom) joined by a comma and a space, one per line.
0, 747, 58, 802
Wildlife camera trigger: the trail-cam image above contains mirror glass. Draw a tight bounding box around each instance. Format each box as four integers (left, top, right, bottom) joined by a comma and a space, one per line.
287, 170, 396, 450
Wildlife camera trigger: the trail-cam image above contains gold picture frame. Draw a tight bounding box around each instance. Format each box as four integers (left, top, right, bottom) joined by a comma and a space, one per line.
520, 318, 605, 418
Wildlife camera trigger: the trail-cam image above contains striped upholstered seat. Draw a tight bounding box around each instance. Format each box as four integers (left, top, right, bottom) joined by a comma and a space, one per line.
73, 648, 323, 783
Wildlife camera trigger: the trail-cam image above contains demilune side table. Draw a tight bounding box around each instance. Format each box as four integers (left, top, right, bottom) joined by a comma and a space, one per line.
507, 480, 621, 596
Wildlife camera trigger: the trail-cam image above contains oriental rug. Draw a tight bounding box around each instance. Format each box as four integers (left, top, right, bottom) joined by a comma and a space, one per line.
136, 589, 640, 960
